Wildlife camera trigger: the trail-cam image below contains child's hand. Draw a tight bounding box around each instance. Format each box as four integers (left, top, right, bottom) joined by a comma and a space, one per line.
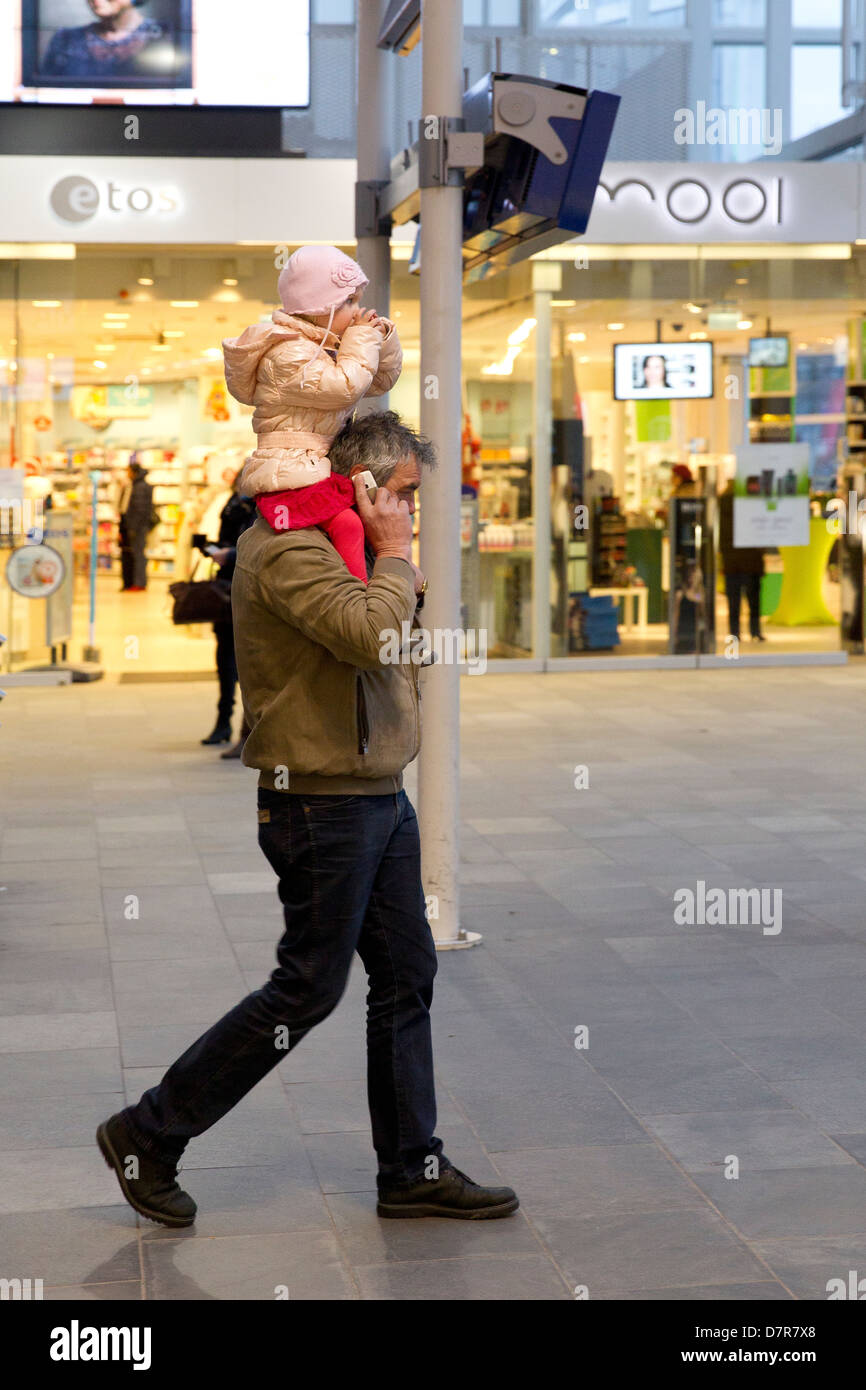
356, 308, 388, 337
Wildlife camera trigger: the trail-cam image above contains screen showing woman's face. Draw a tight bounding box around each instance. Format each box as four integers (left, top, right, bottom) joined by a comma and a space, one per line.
643, 355, 667, 388
87, 0, 138, 18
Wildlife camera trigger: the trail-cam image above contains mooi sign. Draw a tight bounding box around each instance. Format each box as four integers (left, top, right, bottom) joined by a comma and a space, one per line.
585, 162, 859, 244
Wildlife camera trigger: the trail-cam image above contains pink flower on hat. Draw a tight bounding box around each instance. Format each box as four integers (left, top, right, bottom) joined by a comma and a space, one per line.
332, 262, 360, 289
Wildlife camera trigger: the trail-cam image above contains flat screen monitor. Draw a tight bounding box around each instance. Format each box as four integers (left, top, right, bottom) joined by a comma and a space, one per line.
613, 342, 714, 401
4, 0, 310, 107
749, 336, 790, 368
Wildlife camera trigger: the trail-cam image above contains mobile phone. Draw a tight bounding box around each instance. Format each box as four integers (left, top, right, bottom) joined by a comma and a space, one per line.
358, 469, 378, 503
192, 532, 207, 549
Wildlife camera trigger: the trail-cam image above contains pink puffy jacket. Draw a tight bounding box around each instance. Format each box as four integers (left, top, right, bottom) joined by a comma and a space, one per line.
222, 309, 403, 495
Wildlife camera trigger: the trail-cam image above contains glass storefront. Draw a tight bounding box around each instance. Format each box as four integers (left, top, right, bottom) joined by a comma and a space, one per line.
1, 236, 864, 674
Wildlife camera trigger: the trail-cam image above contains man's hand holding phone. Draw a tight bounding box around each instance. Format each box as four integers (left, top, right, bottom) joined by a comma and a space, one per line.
353, 474, 413, 563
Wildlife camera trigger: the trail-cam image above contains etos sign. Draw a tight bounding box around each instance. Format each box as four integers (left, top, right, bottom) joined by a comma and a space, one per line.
49, 174, 180, 224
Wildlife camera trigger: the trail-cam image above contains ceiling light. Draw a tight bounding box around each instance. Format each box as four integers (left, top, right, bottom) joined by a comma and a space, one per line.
202, 347, 223, 359
798, 342, 808, 349
567, 331, 586, 343
550, 299, 576, 308
141, 367, 152, 375
162, 330, 185, 339
104, 312, 130, 321
222, 277, 239, 287
738, 319, 753, 330
690, 331, 708, 340
685, 302, 702, 314
138, 276, 154, 286
607, 322, 624, 331
735, 277, 748, 285
579, 355, 590, 363
32, 300, 62, 308
170, 300, 199, 308
151, 344, 171, 352
93, 343, 116, 352
92, 360, 107, 370
482, 343, 524, 375
507, 317, 536, 347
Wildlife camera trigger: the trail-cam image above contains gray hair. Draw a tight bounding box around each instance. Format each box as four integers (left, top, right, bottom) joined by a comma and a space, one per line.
329, 410, 437, 486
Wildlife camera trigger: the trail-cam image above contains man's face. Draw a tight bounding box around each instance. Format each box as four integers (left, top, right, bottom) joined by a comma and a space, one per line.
351, 455, 421, 514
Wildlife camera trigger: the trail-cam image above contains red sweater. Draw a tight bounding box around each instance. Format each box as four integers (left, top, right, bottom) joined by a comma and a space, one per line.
255, 474, 367, 582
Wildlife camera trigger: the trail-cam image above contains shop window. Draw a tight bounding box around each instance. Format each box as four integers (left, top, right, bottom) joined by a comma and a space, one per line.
791, 45, 846, 138
792, 0, 842, 27
312, 0, 355, 23
536, 0, 631, 27
647, 0, 686, 24
710, 43, 767, 158
711, 0, 766, 25
465, 0, 522, 23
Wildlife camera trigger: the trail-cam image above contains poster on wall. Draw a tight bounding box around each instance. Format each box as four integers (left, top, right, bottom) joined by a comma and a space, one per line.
71, 385, 153, 424
733, 443, 810, 548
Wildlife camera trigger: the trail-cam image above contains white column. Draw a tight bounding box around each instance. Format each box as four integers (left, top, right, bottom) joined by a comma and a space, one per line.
531, 261, 558, 666
418, 0, 478, 949
356, 0, 394, 414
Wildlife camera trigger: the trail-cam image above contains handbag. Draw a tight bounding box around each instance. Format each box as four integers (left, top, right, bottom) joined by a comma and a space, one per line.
168, 559, 232, 625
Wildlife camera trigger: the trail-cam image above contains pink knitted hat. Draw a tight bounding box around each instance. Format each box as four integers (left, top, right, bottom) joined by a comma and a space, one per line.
277, 245, 369, 317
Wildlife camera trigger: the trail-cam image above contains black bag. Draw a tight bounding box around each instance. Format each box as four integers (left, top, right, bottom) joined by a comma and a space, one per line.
168, 561, 231, 625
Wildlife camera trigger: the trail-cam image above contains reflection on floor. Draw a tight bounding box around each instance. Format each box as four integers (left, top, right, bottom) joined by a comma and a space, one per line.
72, 573, 217, 677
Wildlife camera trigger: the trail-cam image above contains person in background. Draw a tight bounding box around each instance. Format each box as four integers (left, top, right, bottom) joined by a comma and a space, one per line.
200, 474, 257, 755
672, 559, 705, 654
719, 480, 765, 643
119, 460, 153, 592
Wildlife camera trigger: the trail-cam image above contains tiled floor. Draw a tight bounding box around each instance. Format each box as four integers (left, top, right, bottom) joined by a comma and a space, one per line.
2, 664, 866, 1299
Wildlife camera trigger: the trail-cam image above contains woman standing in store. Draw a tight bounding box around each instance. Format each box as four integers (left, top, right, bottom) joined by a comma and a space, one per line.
200, 474, 257, 758
119, 460, 154, 592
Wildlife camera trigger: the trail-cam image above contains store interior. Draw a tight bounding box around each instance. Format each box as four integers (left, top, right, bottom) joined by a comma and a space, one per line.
2, 239, 865, 675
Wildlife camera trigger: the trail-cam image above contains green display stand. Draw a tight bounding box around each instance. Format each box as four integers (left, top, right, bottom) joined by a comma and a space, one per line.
760, 572, 783, 616
626, 528, 664, 622
769, 517, 836, 626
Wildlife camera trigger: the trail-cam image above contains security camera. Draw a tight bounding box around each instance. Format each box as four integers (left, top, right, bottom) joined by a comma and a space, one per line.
671, 323, 684, 333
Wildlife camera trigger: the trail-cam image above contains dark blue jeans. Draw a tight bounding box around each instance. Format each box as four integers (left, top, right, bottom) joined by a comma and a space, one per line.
123, 789, 444, 1190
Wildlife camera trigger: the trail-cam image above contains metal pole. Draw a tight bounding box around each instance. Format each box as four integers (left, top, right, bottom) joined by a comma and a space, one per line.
418, 0, 479, 949
532, 276, 553, 667
356, 0, 393, 414
88, 470, 98, 653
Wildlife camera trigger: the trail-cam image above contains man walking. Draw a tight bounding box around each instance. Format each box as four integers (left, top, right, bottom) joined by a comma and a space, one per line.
98, 411, 518, 1225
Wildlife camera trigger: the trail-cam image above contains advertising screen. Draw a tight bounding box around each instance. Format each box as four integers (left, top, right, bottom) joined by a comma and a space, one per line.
613, 341, 714, 401
2, 0, 310, 107
749, 336, 790, 368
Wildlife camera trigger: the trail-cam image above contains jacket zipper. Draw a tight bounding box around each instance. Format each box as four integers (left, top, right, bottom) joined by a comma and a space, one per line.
356, 673, 370, 755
